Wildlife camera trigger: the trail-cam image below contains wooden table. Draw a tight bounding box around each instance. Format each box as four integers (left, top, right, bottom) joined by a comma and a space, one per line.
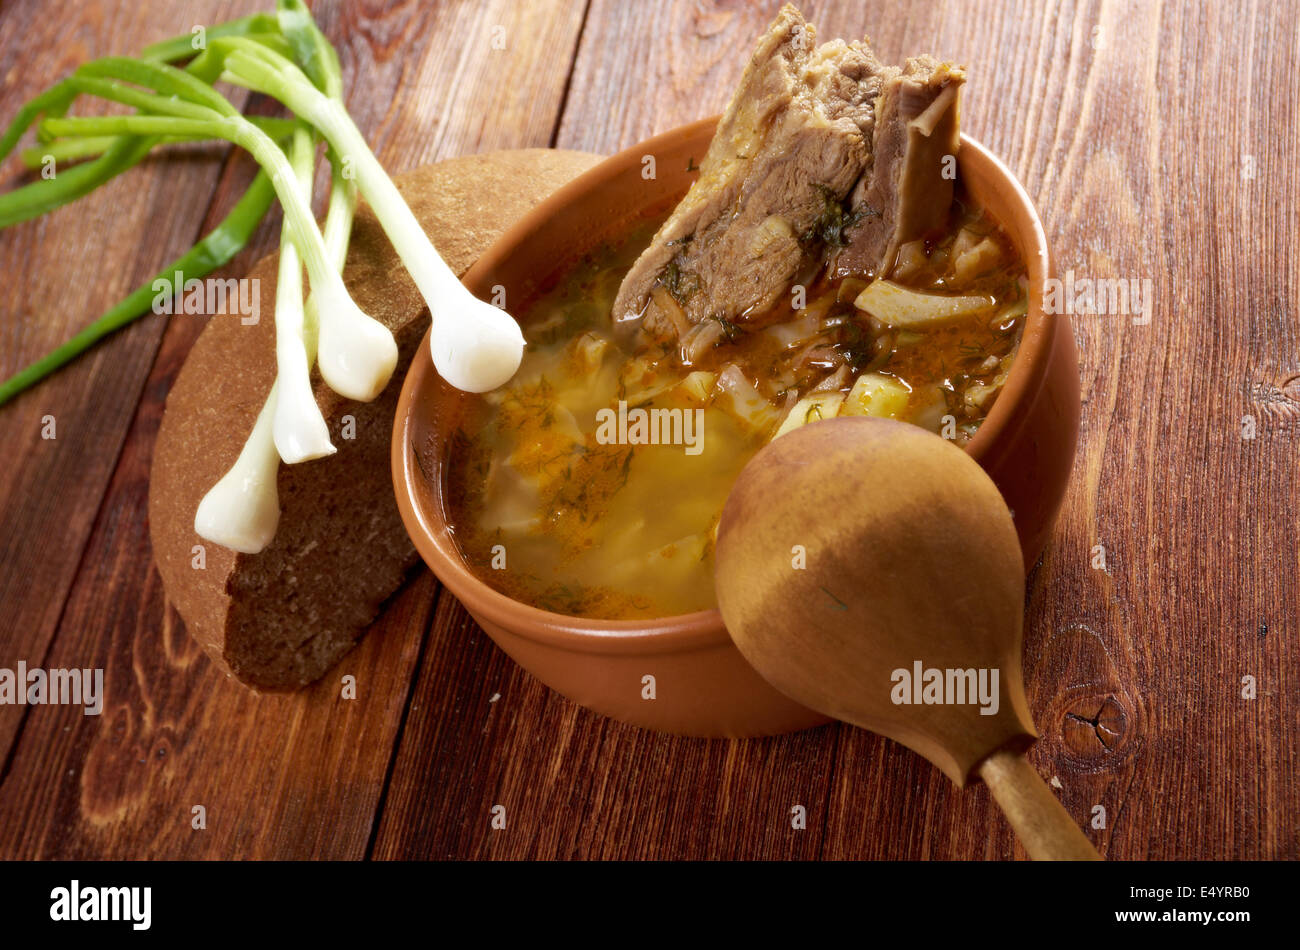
0, 0, 1295, 861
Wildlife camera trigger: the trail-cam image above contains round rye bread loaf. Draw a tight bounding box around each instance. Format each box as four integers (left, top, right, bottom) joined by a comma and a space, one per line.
149, 149, 601, 690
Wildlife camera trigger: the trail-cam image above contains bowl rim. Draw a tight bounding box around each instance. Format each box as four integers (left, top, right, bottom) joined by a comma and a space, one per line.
392, 118, 1053, 655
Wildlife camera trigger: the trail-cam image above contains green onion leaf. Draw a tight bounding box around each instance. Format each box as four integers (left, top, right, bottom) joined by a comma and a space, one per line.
65, 74, 220, 121
0, 79, 80, 164
276, 0, 343, 99
141, 13, 282, 63
0, 134, 157, 228
77, 57, 239, 117
19, 135, 122, 168
0, 170, 276, 406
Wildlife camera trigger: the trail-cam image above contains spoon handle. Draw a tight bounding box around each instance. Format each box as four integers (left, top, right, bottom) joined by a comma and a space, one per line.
978, 747, 1102, 860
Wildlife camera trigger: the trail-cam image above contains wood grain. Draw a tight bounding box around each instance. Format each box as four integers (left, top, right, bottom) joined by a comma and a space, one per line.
370, 593, 834, 860
377, 0, 1300, 861
0, 0, 268, 759
1, 0, 1297, 860
0, 0, 588, 858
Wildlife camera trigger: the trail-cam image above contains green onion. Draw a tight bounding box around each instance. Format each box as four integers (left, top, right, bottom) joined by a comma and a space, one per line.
271, 123, 334, 462
193, 380, 283, 553
21, 114, 299, 169
0, 39, 286, 228
274, 0, 343, 99
0, 80, 80, 164
42, 96, 396, 402
192, 126, 324, 554
76, 56, 241, 116
21, 134, 167, 168
0, 135, 158, 228
1, 1, 502, 554
141, 13, 282, 63
217, 37, 526, 393
194, 1, 361, 553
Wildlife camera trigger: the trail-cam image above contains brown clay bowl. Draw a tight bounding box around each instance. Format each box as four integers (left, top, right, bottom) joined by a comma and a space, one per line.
391, 117, 1080, 738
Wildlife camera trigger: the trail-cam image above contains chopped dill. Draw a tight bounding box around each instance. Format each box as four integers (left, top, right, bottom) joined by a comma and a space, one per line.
712, 314, 741, 342
800, 184, 870, 249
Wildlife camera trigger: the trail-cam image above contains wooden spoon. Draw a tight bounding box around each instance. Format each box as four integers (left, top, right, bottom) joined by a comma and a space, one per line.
714, 416, 1100, 860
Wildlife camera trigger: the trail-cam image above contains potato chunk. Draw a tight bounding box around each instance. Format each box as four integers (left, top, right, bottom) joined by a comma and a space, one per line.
774, 392, 846, 439
841, 372, 911, 419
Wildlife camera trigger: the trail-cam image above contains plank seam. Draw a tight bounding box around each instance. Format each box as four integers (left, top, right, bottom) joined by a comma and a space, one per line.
547, 0, 594, 148
0, 144, 244, 794
363, 576, 445, 861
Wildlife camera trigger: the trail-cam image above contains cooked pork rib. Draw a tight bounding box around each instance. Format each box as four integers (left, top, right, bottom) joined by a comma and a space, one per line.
611, 5, 891, 339
612, 6, 965, 346
833, 56, 965, 278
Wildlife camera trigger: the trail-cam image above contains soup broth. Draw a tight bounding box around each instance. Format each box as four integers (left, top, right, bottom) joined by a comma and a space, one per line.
446, 199, 1027, 619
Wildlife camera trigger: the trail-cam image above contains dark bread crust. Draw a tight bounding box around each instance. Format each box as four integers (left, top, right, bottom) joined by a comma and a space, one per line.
149, 149, 601, 690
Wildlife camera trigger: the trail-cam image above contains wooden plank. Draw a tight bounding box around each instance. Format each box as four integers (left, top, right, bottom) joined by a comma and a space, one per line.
822, 0, 1300, 859
374, 0, 950, 862
552, 0, 1024, 154
377, 0, 1299, 859
370, 592, 833, 860
375, 0, 872, 861
0, 0, 589, 859
0, 0, 268, 758
2, 0, 1296, 861
315, 0, 590, 164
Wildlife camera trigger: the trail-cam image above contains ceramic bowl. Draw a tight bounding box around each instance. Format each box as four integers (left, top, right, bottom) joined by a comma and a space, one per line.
392, 117, 1080, 738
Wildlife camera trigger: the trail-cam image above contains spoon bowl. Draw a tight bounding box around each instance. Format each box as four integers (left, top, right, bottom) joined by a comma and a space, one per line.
715, 416, 1100, 858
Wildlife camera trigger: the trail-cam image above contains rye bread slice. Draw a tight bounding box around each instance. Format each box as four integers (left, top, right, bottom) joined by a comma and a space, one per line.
149, 149, 601, 690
